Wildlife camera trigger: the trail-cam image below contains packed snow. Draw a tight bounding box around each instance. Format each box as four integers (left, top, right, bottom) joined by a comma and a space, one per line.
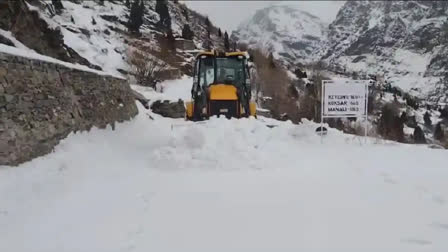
1, 77, 448, 252
0, 44, 121, 78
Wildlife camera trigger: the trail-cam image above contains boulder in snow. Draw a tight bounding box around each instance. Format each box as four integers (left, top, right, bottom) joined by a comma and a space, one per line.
151, 99, 185, 118
132, 90, 150, 109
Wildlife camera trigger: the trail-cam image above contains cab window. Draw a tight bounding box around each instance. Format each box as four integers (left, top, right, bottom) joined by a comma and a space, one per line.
216, 57, 245, 86
199, 57, 215, 87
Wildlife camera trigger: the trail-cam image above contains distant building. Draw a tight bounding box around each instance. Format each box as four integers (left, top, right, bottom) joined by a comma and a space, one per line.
174, 38, 196, 51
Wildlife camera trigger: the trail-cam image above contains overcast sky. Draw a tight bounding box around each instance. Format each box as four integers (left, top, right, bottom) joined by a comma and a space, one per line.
183, 1, 346, 32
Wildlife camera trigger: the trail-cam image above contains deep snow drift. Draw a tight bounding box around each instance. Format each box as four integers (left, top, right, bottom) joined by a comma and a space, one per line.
1, 77, 448, 252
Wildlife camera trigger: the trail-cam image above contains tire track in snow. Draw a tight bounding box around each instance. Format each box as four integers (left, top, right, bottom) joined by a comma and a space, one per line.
400, 238, 432, 246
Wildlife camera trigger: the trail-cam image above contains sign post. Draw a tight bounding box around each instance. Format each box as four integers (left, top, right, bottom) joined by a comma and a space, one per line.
321, 80, 369, 142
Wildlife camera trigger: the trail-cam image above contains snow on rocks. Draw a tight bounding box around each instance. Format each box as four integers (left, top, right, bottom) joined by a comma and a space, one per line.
150, 100, 185, 118
27, 0, 129, 76
232, 5, 328, 66
0, 44, 121, 78
0, 28, 33, 50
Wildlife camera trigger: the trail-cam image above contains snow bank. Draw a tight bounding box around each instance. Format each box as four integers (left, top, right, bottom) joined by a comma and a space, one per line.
1, 78, 447, 252
0, 44, 122, 79
0, 28, 33, 50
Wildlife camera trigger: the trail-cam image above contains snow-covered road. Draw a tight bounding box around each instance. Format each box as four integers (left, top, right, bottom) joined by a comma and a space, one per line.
1, 77, 448, 252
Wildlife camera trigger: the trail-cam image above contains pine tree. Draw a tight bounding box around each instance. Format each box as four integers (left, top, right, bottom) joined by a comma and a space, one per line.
204, 16, 212, 39
205, 16, 210, 28
52, 0, 64, 14
440, 107, 448, 119
268, 52, 276, 68
155, 0, 171, 31
99, 0, 104, 6
224, 31, 230, 51
139, 0, 145, 15
125, 0, 130, 8
378, 103, 404, 142
400, 111, 407, 124
128, 0, 144, 34
70, 15, 75, 24
182, 24, 194, 40
424, 111, 432, 127
218, 28, 222, 37
441, 18, 448, 44
434, 122, 445, 141
183, 9, 189, 22
413, 126, 426, 144
91, 17, 97, 25
166, 28, 176, 50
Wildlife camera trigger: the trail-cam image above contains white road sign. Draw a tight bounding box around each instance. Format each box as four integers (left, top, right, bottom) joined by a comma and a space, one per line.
323, 81, 368, 117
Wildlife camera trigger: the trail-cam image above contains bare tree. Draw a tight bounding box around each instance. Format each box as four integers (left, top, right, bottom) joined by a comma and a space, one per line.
127, 49, 169, 89
251, 49, 301, 123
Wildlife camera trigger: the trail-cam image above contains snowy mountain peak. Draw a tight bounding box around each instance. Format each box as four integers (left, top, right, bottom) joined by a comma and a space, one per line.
232, 1, 448, 102
232, 5, 328, 66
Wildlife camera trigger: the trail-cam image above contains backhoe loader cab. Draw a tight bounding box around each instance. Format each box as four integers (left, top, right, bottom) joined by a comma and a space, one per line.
185, 51, 256, 120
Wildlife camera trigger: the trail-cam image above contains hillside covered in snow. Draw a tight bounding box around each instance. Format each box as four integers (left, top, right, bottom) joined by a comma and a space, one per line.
233, 1, 448, 103
0, 0, 228, 77
323, 1, 448, 102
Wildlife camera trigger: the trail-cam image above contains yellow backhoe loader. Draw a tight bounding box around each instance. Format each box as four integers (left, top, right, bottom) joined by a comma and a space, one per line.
185, 50, 256, 121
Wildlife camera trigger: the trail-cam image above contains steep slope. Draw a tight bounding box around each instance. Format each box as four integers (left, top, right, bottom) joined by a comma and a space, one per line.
321, 1, 448, 102
0, 0, 103, 70
0, 0, 225, 76
232, 1, 448, 103
232, 5, 328, 66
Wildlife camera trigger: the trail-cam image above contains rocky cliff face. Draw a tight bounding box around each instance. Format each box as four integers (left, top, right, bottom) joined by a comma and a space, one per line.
0, 0, 102, 70
233, 1, 448, 102
322, 1, 448, 102
0, 50, 138, 166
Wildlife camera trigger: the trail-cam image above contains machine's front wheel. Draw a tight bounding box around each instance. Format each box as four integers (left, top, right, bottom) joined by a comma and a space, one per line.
249, 101, 257, 117
185, 101, 194, 121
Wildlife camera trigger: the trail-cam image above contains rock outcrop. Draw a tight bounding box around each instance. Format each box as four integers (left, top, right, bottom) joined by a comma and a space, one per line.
151, 99, 185, 118
0, 0, 101, 70
233, 1, 448, 102
322, 1, 448, 102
